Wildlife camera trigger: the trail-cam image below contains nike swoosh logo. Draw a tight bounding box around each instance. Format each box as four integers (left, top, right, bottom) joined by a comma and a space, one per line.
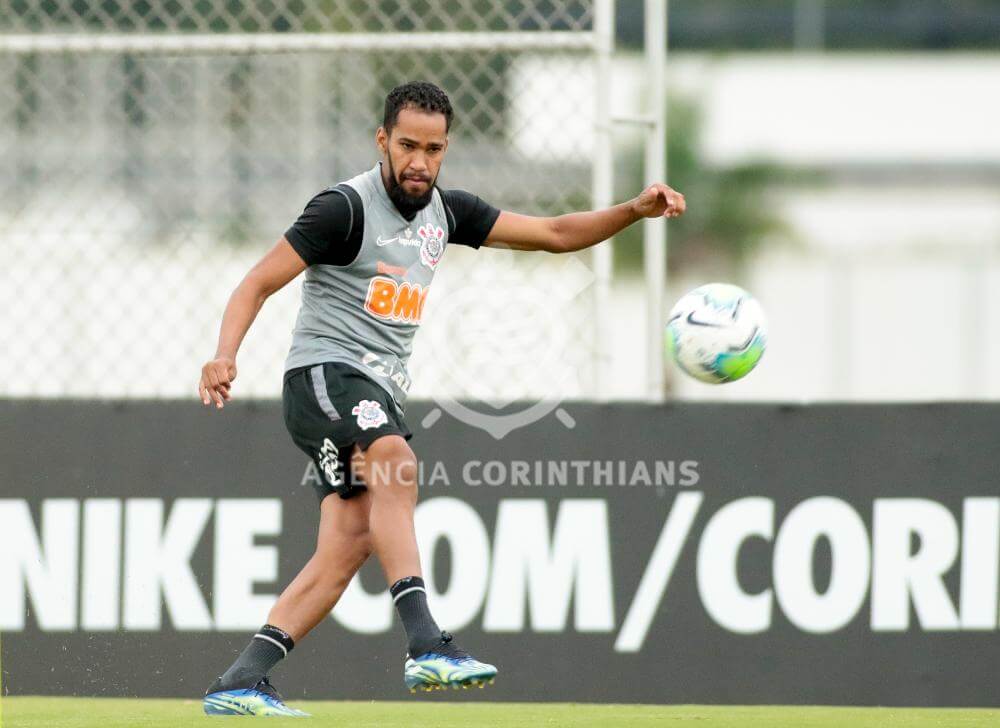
376, 236, 398, 247
730, 326, 760, 351
686, 311, 724, 328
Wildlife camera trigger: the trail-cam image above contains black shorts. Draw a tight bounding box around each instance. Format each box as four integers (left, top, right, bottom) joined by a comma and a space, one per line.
283, 361, 412, 503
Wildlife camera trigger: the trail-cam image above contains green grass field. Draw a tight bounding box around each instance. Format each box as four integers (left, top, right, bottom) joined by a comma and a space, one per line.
3, 698, 1000, 728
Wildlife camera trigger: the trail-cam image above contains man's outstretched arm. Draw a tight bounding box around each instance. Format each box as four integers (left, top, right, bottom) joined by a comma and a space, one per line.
483, 183, 685, 253
198, 237, 307, 409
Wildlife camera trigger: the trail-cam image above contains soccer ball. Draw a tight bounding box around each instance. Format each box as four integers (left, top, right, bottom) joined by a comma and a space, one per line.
666, 283, 767, 384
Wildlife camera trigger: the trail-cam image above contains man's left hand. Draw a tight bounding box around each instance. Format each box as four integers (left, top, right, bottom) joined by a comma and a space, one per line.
632, 183, 686, 220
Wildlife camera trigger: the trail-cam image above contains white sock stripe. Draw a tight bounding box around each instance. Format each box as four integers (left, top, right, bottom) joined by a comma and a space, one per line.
253, 633, 289, 657
392, 585, 425, 603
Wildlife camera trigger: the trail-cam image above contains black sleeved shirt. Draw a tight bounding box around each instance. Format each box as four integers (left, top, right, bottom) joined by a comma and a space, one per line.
284, 186, 501, 267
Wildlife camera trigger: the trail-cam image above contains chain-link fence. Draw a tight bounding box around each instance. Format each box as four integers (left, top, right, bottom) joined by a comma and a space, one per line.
1, 2, 592, 34
0, 1, 606, 401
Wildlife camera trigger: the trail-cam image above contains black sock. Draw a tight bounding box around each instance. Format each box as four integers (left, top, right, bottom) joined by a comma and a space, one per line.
215, 624, 295, 691
391, 576, 442, 657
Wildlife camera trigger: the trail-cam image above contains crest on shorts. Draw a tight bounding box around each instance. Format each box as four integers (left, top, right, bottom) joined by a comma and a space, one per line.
352, 399, 388, 430
418, 224, 445, 270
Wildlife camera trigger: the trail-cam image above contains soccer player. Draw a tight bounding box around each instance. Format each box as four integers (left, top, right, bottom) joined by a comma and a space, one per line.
198, 81, 685, 716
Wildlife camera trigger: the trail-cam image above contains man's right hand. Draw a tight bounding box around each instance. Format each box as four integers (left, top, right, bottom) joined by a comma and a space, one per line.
199, 357, 237, 409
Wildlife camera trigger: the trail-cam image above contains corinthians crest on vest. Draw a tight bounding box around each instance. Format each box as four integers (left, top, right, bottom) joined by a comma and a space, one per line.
418, 224, 445, 270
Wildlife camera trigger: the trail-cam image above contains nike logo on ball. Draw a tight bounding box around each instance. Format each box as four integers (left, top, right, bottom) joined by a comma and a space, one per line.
686, 311, 724, 328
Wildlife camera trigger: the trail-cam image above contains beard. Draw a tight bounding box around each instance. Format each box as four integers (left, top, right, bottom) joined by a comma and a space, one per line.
385, 156, 436, 218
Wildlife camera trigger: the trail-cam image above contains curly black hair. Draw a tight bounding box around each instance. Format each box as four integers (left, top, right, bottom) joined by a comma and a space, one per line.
382, 81, 453, 134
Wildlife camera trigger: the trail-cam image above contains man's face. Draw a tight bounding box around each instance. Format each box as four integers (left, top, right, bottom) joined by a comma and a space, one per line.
376, 106, 448, 216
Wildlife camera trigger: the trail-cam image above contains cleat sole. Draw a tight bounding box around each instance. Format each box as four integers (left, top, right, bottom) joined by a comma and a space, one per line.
407, 676, 497, 695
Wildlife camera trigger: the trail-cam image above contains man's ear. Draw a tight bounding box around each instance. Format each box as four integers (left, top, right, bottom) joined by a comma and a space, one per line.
375, 126, 388, 155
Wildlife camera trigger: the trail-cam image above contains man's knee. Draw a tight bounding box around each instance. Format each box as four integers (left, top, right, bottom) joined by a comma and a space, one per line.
338, 532, 373, 574
311, 531, 372, 586
356, 531, 374, 561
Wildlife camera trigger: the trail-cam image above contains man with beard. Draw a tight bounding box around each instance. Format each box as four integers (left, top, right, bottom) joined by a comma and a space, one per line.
198, 81, 685, 716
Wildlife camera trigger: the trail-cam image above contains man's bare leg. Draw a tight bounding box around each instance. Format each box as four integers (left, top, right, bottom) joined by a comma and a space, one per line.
208, 489, 372, 693
352, 434, 441, 656
357, 434, 497, 691
266, 489, 373, 641
357, 435, 421, 584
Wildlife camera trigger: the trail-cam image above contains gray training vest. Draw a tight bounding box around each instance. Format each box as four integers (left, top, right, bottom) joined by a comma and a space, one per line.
285, 163, 450, 410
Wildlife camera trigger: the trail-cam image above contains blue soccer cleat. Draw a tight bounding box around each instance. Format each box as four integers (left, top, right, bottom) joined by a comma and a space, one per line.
404, 631, 498, 693
203, 675, 310, 717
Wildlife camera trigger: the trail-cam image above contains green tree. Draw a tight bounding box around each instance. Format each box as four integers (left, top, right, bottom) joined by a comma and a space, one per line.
614, 95, 804, 277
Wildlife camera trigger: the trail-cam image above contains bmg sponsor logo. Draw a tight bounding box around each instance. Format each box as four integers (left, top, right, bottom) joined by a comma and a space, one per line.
2, 495, 996, 646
